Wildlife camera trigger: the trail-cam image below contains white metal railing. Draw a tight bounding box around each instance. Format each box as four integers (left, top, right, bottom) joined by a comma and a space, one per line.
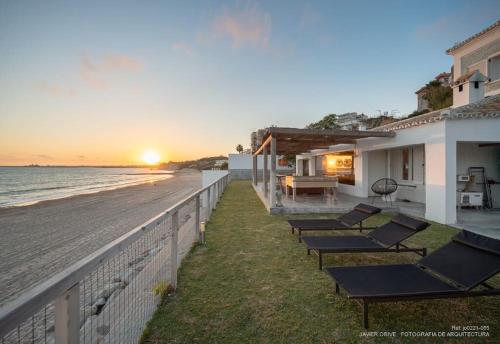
0, 172, 230, 344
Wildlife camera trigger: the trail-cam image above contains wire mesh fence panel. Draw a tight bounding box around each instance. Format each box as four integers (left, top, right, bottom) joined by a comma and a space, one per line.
0, 174, 229, 344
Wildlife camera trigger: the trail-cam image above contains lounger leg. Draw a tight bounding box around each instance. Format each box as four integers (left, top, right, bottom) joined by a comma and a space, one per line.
335, 283, 339, 294
318, 251, 323, 270
363, 300, 369, 329
298, 229, 302, 243
291, 226, 294, 234
307, 248, 311, 255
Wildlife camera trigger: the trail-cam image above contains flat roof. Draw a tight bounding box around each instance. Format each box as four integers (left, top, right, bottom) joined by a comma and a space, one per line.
253, 127, 395, 155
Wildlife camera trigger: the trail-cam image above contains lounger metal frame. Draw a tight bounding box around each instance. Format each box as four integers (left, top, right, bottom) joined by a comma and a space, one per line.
327, 230, 500, 328
307, 242, 427, 270
291, 220, 378, 243
333, 281, 500, 329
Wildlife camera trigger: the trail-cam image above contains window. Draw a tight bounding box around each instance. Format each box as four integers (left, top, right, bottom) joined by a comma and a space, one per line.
474, 81, 479, 88
402, 148, 409, 180
459, 84, 463, 92
322, 152, 355, 185
488, 55, 500, 82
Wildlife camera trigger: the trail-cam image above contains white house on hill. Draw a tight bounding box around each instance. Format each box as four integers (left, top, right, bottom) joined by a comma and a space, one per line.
447, 20, 500, 106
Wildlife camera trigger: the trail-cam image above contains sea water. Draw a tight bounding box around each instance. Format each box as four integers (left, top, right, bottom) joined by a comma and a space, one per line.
0, 167, 173, 207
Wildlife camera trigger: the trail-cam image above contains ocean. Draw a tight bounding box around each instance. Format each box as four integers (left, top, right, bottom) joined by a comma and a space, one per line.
0, 167, 173, 207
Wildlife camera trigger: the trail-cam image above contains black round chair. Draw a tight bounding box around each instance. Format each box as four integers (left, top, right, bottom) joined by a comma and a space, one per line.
370, 178, 398, 206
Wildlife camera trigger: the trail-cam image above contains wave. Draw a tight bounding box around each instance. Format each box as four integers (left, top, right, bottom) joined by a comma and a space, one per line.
0, 168, 174, 208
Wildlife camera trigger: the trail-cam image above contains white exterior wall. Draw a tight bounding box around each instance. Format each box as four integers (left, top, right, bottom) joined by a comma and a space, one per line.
367, 150, 388, 196
310, 118, 500, 224
228, 153, 293, 170
451, 27, 500, 81
202, 170, 229, 187
453, 83, 470, 108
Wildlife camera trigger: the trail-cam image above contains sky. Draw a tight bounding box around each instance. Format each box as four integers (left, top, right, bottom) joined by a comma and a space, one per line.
0, 0, 499, 165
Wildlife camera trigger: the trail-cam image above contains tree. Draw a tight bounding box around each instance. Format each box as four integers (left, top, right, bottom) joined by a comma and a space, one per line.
235, 144, 244, 154
423, 80, 452, 111
306, 114, 340, 129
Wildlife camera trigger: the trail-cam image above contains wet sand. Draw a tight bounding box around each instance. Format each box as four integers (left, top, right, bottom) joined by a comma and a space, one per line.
0, 169, 201, 306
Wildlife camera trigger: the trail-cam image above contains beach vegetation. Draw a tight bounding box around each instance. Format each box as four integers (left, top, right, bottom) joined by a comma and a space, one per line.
152, 281, 174, 299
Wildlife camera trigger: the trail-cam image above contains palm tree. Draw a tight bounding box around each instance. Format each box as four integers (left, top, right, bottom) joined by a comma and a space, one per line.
235, 144, 244, 154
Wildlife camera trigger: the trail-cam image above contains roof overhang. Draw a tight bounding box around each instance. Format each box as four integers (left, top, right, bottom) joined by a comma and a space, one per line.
252, 127, 395, 155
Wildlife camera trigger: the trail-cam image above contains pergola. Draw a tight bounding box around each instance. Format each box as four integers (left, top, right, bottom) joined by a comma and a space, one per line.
252, 127, 396, 207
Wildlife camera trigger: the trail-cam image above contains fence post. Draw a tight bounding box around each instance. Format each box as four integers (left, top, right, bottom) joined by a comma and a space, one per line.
207, 187, 211, 218
211, 185, 216, 210
170, 211, 178, 289
54, 283, 80, 344
195, 195, 201, 241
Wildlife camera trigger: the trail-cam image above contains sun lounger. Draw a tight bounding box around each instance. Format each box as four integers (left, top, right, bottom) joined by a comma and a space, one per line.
301, 214, 429, 269
326, 230, 500, 328
287, 204, 381, 242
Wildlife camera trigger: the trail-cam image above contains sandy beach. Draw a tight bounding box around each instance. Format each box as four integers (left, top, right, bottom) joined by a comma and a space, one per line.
0, 169, 201, 306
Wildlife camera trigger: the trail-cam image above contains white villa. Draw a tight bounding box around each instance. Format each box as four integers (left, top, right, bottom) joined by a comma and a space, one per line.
230, 22, 500, 235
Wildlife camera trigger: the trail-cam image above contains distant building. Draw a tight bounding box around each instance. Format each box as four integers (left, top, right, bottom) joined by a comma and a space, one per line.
336, 112, 368, 130
362, 115, 399, 129
251, 129, 267, 153
415, 71, 452, 112
446, 20, 500, 107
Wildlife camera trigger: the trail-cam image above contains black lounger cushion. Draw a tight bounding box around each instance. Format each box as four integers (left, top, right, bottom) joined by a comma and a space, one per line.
419, 231, 500, 290
338, 204, 381, 227
301, 236, 382, 251
367, 214, 429, 248
354, 203, 382, 215
288, 204, 381, 229
453, 230, 500, 256
390, 214, 429, 232
327, 264, 458, 298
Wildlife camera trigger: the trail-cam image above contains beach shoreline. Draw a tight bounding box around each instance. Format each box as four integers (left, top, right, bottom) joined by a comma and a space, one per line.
0, 169, 201, 306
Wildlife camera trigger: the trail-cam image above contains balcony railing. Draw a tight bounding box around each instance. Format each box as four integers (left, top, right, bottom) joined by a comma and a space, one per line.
0, 172, 230, 344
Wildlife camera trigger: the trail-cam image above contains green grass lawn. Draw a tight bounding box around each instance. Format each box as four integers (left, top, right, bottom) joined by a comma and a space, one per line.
141, 181, 500, 343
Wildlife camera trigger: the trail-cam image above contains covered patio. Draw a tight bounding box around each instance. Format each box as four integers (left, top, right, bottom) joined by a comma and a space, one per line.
253, 182, 425, 217
251, 127, 401, 214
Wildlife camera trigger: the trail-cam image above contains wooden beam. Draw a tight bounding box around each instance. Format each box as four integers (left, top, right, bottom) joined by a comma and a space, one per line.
269, 137, 277, 207
263, 144, 268, 196
267, 127, 395, 138
478, 143, 500, 148
253, 135, 273, 156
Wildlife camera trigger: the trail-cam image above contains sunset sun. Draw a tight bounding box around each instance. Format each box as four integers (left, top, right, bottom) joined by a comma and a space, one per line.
141, 150, 161, 165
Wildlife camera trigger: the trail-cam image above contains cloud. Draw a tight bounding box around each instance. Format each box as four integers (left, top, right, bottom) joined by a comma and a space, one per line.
210, 3, 271, 49
299, 3, 321, 31
79, 54, 143, 89
172, 42, 194, 56
35, 81, 77, 97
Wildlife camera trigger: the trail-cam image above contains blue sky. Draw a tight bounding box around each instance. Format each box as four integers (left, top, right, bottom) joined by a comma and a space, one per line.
0, 0, 499, 164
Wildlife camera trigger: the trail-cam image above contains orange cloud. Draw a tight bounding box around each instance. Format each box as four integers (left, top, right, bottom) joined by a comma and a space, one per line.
35, 81, 78, 97
211, 4, 271, 49
79, 54, 143, 89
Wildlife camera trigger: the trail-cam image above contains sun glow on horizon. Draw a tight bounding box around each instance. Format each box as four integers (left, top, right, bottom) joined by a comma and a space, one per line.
141, 150, 161, 165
